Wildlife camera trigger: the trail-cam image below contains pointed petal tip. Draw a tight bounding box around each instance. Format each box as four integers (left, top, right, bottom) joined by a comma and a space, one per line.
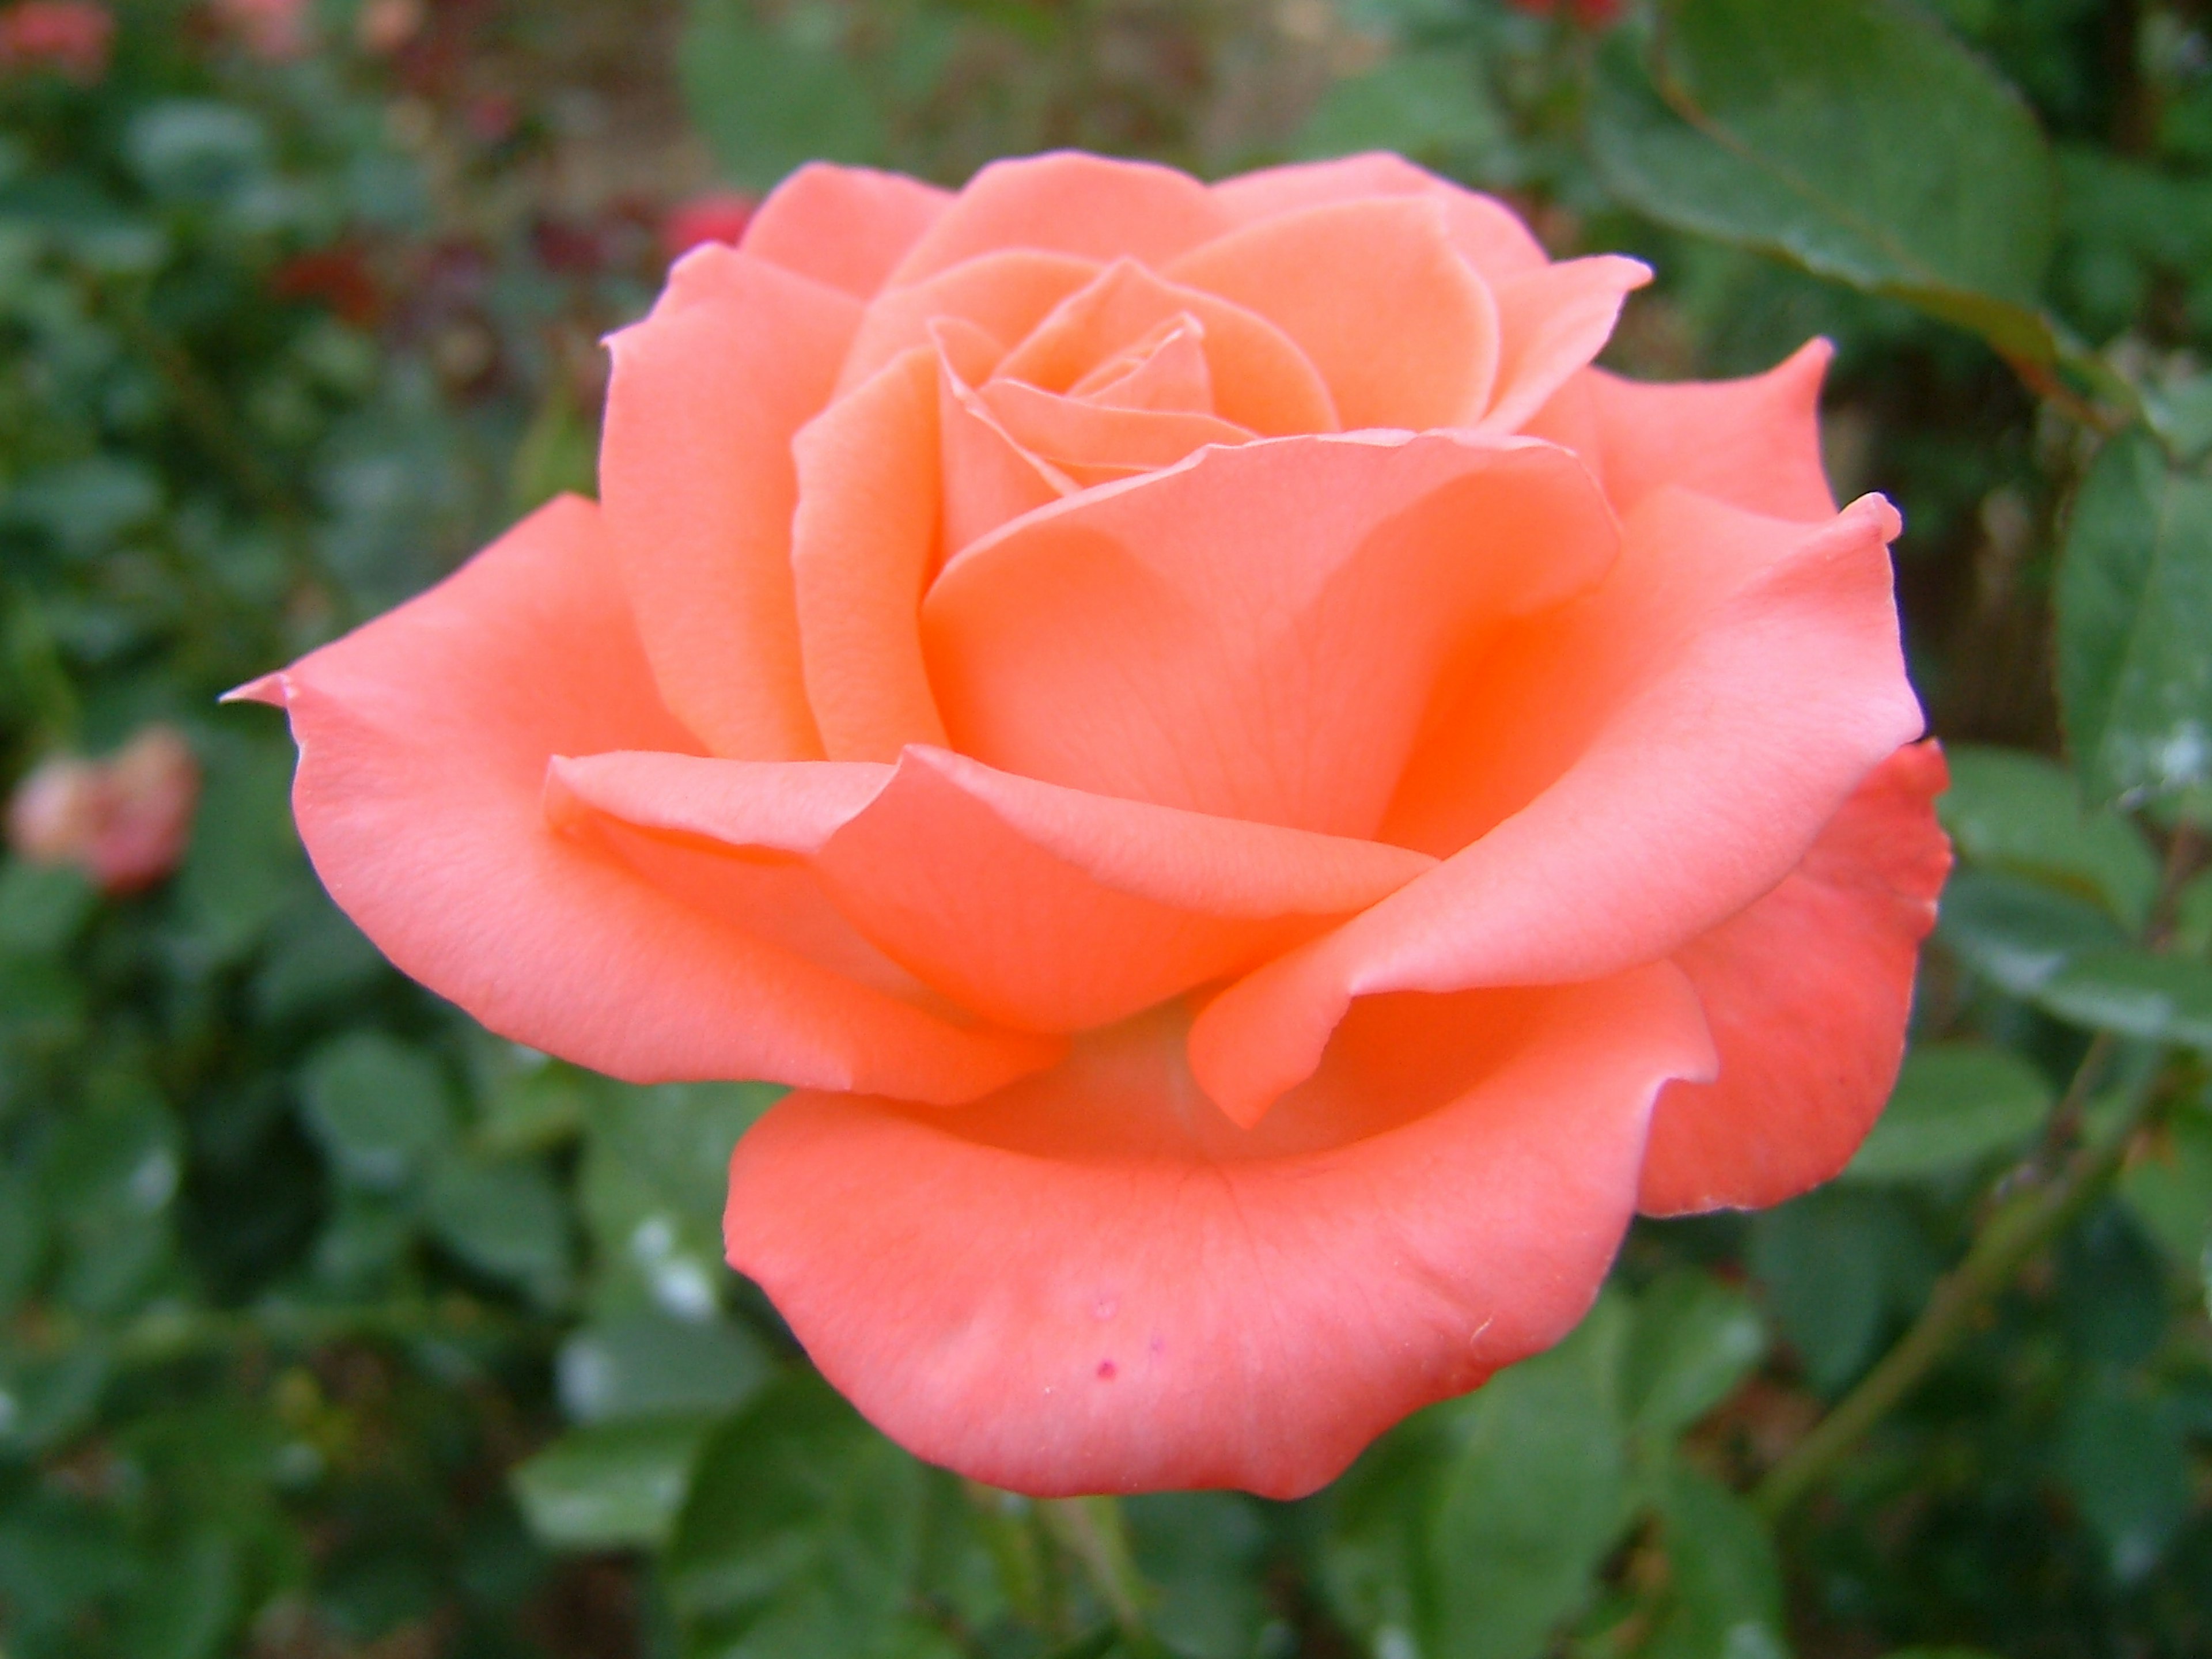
221, 671, 290, 708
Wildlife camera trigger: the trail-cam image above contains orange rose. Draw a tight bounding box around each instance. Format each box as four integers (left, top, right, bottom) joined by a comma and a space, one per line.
236, 153, 1948, 1497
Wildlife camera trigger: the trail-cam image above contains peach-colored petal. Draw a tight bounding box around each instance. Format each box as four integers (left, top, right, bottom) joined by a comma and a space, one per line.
839, 249, 1100, 395
1194, 489, 1925, 1127
790, 347, 950, 761
993, 259, 1338, 437
552, 744, 1435, 1033
1069, 313, 1214, 411
1476, 255, 1652, 433
236, 495, 1056, 1103
935, 331, 1076, 556
1166, 197, 1501, 430
979, 378, 1253, 482
1212, 152, 1551, 283
884, 152, 1229, 289
724, 962, 1714, 1497
1526, 342, 1837, 521
923, 432, 1618, 838
600, 247, 858, 759
740, 161, 950, 299
1641, 741, 1952, 1214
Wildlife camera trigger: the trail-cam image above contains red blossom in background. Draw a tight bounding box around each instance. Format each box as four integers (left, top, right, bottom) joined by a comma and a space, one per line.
1507, 0, 1624, 27
9, 726, 201, 895
0, 0, 114, 80
659, 189, 755, 263
213, 0, 309, 60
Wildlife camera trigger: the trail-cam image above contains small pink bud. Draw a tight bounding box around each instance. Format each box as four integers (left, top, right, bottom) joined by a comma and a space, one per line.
7, 726, 200, 895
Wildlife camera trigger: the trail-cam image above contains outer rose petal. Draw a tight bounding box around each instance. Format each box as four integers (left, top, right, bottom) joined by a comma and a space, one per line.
1526, 341, 1837, 521
1164, 198, 1501, 429
1478, 255, 1652, 433
1639, 740, 1952, 1215
740, 161, 950, 299
601, 247, 860, 759
725, 962, 1715, 1498
549, 745, 1435, 1033
1194, 488, 1925, 1126
233, 496, 1055, 1103
790, 347, 950, 760
925, 433, 1618, 839
1211, 152, 1551, 282
884, 152, 1229, 289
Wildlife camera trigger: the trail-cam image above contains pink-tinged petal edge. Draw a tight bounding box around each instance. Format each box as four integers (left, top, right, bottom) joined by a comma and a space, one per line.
726, 960, 1715, 1498
1639, 740, 1952, 1215
227, 495, 1058, 1103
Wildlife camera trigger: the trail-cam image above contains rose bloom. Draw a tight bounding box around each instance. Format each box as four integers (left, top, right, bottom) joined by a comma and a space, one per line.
237, 152, 1948, 1497
9, 725, 199, 894
0, 0, 114, 80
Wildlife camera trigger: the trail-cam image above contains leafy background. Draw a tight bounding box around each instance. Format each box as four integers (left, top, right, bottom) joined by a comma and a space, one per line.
5, 0, 2212, 1655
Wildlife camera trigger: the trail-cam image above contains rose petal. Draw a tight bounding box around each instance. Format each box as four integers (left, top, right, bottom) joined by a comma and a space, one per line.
1069, 313, 1214, 412
979, 378, 1253, 482
935, 328, 1077, 555
839, 249, 1100, 395
923, 432, 1619, 838
1640, 740, 1952, 1214
791, 347, 950, 761
1194, 488, 1925, 1126
1527, 342, 1837, 521
1212, 152, 1551, 283
740, 161, 950, 299
1166, 197, 1501, 430
234, 497, 1056, 1101
993, 259, 1338, 437
1476, 255, 1652, 433
601, 247, 859, 759
551, 744, 1436, 1033
724, 961, 1714, 1497
883, 152, 1229, 289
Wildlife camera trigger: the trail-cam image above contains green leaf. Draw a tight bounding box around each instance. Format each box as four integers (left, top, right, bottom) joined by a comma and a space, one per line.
1314, 1407, 1450, 1657
1623, 1270, 1767, 1446
2118, 1107, 2212, 1264
1294, 51, 1508, 172
1938, 745, 2160, 926
512, 1414, 722, 1552
680, 0, 884, 191
1588, 0, 2061, 365
556, 1310, 776, 1424
1425, 1297, 1631, 1659
2056, 1385, 2195, 1582
1124, 1493, 1270, 1659
1641, 1462, 1788, 1659
173, 735, 310, 964
1843, 1043, 2053, 1182
1935, 868, 2128, 998
665, 1372, 927, 1659
2033, 948, 2212, 1048
1750, 1189, 1907, 1394
298, 1033, 454, 1192
0, 859, 93, 957
2058, 430, 2212, 809
421, 1154, 574, 1305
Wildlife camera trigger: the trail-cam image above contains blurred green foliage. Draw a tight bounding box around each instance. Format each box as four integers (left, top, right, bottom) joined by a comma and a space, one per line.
6, 1, 2212, 1656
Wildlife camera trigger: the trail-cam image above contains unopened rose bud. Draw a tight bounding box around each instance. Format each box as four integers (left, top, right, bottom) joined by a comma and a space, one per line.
6, 725, 200, 895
